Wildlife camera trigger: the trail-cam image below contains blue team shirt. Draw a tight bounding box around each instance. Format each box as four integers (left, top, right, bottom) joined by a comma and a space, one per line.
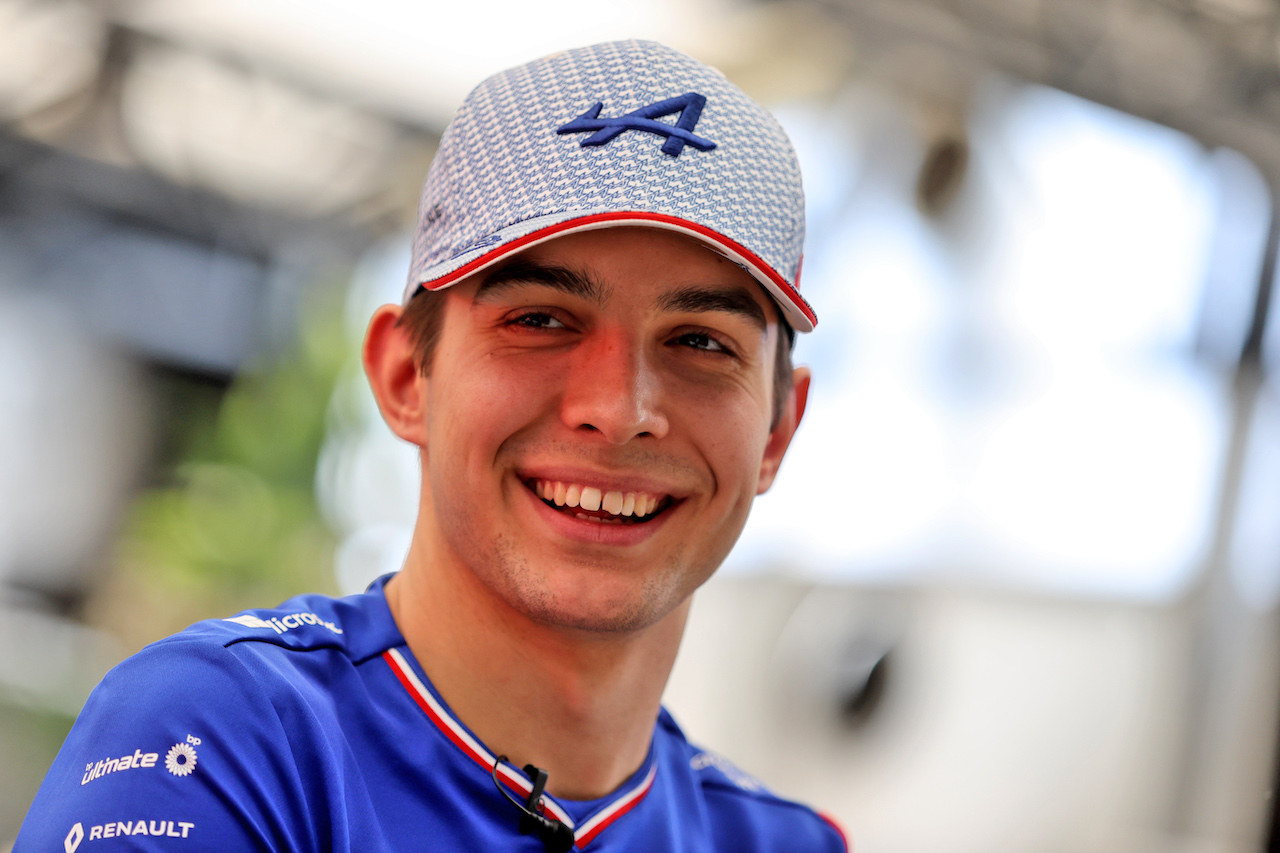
16, 577, 847, 852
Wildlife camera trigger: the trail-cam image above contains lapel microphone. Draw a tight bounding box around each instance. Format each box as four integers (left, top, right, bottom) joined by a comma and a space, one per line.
492, 756, 575, 853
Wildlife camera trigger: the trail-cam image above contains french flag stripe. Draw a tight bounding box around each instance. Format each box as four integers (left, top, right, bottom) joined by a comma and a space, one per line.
383, 648, 576, 829
572, 763, 657, 848
818, 811, 850, 852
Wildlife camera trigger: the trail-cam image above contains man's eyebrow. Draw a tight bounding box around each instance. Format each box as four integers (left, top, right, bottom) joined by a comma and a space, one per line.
658, 285, 769, 330
475, 258, 602, 303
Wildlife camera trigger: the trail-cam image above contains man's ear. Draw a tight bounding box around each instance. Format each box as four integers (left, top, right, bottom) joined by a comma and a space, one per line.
363, 304, 429, 447
756, 366, 810, 495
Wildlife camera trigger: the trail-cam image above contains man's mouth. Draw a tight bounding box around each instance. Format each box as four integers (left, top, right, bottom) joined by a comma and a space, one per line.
527, 479, 673, 525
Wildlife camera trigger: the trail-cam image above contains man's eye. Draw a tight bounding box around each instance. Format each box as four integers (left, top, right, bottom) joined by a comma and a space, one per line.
511, 312, 566, 330
673, 332, 728, 354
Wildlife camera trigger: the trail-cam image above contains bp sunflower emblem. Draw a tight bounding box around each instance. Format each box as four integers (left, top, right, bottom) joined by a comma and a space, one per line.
165, 742, 198, 777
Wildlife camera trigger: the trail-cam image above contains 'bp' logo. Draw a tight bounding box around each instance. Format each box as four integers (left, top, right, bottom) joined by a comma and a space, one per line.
165, 735, 200, 777
557, 93, 716, 157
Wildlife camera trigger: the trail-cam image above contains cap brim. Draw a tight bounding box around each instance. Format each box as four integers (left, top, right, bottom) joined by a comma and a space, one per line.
407, 210, 816, 333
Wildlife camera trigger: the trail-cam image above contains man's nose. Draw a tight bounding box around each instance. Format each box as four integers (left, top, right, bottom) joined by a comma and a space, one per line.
559, 332, 669, 444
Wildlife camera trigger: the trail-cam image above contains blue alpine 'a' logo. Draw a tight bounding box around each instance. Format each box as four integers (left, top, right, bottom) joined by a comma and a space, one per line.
557, 92, 716, 157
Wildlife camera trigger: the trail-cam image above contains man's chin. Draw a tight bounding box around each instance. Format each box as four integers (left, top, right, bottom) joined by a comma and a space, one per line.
476, 532, 712, 634
517, 587, 672, 634
500, 568, 689, 635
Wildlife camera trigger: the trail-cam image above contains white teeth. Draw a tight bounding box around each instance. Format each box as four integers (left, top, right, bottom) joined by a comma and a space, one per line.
534, 480, 666, 519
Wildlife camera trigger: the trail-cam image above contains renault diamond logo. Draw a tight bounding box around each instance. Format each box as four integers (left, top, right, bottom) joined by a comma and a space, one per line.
65, 822, 84, 853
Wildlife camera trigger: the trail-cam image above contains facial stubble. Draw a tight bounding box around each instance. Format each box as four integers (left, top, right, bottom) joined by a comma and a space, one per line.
482, 530, 703, 634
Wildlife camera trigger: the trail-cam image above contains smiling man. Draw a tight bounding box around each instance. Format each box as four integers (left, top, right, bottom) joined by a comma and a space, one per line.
16, 41, 844, 852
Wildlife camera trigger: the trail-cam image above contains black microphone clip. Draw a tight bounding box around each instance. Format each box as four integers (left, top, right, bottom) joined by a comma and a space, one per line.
492, 756, 575, 853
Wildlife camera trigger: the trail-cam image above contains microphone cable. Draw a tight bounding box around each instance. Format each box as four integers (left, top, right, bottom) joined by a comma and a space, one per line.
491, 755, 575, 853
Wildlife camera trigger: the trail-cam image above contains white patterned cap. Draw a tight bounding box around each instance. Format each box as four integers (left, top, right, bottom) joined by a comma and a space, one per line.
406, 40, 815, 332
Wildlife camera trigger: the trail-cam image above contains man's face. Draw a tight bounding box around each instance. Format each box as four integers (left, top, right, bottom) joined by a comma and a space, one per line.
409, 227, 805, 633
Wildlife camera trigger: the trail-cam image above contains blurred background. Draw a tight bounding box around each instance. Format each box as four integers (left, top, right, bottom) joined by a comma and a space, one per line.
2, 0, 1280, 850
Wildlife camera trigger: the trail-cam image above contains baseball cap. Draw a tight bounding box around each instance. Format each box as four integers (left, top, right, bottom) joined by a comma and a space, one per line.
405, 39, 816, 332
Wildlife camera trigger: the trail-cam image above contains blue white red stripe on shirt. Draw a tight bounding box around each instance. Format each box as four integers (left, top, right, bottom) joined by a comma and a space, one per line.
383, 647, 657, 849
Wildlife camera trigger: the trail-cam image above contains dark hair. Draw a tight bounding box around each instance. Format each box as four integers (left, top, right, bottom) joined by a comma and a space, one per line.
396, 291, 796, 429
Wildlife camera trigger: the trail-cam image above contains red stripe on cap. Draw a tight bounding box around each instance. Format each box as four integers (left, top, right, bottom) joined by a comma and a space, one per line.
422, 211, 817, 329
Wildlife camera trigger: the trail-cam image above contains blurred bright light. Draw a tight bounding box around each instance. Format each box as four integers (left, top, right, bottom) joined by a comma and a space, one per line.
729, 84, 1230, 601
121, 44, 399, 214
964, 369, 1222, 594
124, 0, 727, 128
316, 238, 419, 595
1265, 266, 1280, 377
1196, 148, 1270, 368
0, 290, 149, 592
993, 85, 1215, 355
1229, 387, 1280, 611
0, 0, 103, 122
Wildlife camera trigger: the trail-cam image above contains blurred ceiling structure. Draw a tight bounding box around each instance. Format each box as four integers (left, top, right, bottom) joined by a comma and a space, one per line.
109, 0, 1280, 186
811, 0, 1280, 184
3, 0, 1278, 220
